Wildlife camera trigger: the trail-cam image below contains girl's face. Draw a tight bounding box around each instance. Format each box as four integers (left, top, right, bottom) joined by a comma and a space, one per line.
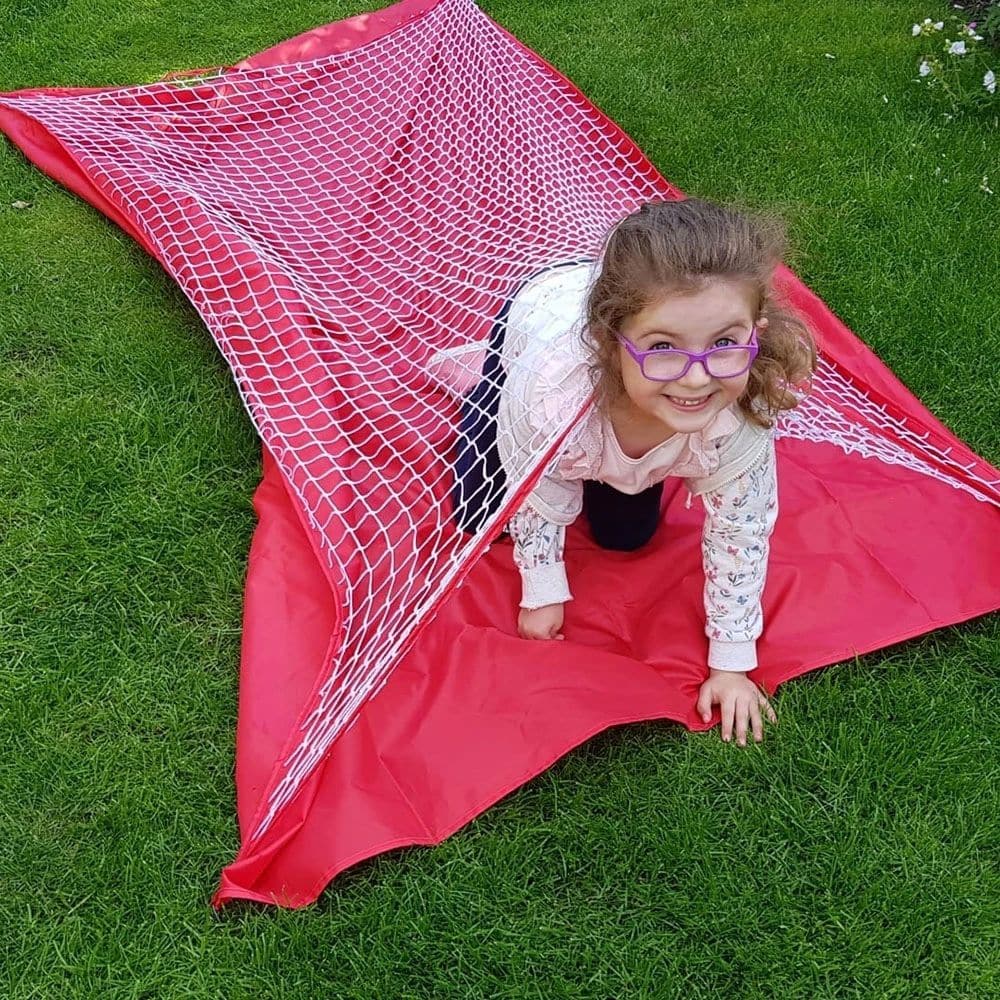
616, 279, 764, 434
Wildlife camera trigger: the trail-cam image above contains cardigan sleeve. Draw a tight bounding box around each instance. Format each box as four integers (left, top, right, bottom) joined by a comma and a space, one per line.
508, 505, 573, 609
697, 435, 778, 671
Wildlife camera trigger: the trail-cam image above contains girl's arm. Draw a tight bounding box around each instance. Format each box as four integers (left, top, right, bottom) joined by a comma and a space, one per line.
699, 437, 779, 671
508, 504, 573, 610
495, 356, 587, 614
508, 503, 576, 641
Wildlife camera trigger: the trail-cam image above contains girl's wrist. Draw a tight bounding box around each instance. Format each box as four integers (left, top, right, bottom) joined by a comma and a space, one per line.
519, 560, 571, 609
707, 637, 757, 671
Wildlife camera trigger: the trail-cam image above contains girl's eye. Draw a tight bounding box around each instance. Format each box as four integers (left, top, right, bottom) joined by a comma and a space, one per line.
714, 336, 738, 348
649, 341, 675, 351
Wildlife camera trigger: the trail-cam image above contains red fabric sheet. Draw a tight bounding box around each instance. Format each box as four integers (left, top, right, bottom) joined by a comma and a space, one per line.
2, 0, 998, 908
217, 434, 999, 907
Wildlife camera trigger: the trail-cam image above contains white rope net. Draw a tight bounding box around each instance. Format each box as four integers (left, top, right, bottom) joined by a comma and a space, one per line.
4, 0, 997, 841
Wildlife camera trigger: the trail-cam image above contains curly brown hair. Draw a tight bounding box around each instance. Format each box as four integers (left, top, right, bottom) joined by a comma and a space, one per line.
584, 197, 816, 428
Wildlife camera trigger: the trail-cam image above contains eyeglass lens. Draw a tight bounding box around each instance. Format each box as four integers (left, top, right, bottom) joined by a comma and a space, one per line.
643, 347, 753, 380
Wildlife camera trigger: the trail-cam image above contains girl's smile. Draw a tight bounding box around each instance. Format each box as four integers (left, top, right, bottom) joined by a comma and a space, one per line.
664, 392, 715, 411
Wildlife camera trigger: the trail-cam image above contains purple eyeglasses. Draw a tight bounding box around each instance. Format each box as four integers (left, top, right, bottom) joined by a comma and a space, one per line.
616, 326, 759, 382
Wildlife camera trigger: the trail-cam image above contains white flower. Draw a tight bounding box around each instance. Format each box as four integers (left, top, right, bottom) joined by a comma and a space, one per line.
948, 40, 967, 55
913, 23, 922, 35
919, 59, 933, 76
986, 69, 997, 94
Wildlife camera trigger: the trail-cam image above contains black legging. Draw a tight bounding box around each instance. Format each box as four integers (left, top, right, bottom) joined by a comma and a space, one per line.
451, 264, 663, 549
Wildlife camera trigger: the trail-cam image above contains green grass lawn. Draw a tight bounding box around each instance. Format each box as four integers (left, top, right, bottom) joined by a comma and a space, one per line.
1, 1, 998, 996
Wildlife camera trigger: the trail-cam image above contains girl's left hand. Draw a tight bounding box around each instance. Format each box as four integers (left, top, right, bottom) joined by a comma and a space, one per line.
696, 669, 777, 746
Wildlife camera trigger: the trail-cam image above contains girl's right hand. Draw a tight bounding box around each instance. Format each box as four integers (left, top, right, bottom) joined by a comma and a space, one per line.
518, 603, 565, 640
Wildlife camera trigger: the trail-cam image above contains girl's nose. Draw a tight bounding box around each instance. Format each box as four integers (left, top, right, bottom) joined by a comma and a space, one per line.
676, 359, 713, 389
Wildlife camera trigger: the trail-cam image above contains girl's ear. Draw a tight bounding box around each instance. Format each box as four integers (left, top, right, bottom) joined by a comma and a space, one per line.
756, 316, 769, 331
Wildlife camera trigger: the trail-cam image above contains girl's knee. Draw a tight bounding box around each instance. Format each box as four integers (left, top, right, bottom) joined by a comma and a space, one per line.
589, 517, 658, 552
583, 479, 663, 551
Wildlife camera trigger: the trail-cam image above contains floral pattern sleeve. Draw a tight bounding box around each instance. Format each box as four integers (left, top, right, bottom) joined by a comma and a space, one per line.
700, 437, 778, 671
508, 505, 572, 610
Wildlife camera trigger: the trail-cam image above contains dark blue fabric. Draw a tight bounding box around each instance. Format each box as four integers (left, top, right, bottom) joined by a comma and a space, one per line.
451, 297, 514, 533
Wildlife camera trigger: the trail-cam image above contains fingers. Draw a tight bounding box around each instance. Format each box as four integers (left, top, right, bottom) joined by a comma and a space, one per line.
721, 698, 736, 743
723, 690, 778, 746
517, 623, 565, 641
761, 694, 778, 725
696, 688, 712, 723
735, 701, 748, 747
748, 698, 763, 744
517, 609, 565, 641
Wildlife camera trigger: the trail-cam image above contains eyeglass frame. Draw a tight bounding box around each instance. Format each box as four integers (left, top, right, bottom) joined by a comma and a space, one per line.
616, 326, 760, 383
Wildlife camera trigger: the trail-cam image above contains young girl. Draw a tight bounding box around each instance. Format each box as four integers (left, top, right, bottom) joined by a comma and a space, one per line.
453, 197, 816, 747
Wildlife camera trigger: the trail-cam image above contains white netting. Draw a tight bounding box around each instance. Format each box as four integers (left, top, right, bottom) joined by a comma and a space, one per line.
777, 359, 1000, 507
4, 0, 997, 841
